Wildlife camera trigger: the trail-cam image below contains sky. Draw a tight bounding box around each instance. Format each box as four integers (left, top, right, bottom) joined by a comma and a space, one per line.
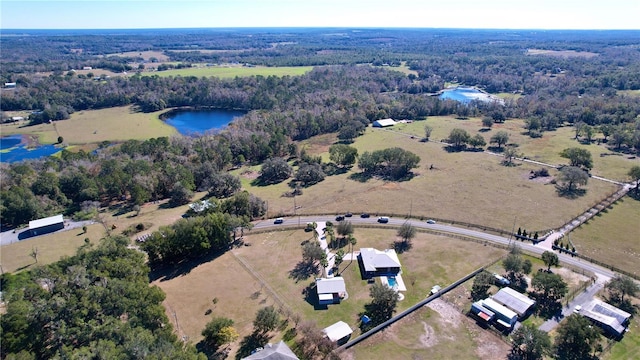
1, 0, 639, 30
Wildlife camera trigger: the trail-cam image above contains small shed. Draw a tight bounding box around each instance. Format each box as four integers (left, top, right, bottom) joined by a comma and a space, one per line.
492, 287, 536, 318
474, 298, 518, 330
28, 214, 64, 236
323, 321, 353, 344
4, 82, 16, 88
372, 118, 397, 127
316, 277, 347, 305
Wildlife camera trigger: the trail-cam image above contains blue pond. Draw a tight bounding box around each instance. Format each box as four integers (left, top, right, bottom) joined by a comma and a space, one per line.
439, 87, 493, 104
0, 134, 61, 163
164, 109, 246, 135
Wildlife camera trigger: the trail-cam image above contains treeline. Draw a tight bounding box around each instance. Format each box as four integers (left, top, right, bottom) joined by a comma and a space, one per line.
0, 236, 206, 359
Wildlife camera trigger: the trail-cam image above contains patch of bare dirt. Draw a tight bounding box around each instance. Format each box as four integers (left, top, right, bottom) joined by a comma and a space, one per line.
555, 267, 591, 288
240, 170, 259, 179
473, 328, 511, 360
426, 298, 462, 329
380, 182, 401, 190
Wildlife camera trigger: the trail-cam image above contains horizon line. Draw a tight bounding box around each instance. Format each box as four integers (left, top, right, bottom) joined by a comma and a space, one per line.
2, 26, 640, 32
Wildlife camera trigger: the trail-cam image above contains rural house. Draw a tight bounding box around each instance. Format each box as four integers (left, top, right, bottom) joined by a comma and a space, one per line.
578, 299, 631, 338
316, 277, 347, 305
358, 248, 401, 278
242, 341, 298, 360
491, 287, 536, 318
471, 297, 518, 330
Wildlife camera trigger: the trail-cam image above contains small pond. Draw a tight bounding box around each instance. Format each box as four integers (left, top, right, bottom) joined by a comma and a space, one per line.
0, 134, 61, 163
164, 109, 247, 135
439, 87, 499, 104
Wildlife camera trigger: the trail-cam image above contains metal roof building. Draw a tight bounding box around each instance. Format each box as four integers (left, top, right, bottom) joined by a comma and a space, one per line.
472, 298, 518, 330
579, 299, 631, 337
323, 321, 353, 343
372, 118, 397, 127
28, 214, 64, 236
492, 287, 536, 318
316, 277, 347, 304
242, 341, 298, 360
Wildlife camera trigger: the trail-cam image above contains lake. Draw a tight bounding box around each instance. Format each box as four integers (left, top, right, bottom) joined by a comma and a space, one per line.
439, 87, 501, 104
0, 134, 61, 163
164, 109, 246, 135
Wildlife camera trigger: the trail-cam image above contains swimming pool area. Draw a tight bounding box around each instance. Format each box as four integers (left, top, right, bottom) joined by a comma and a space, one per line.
380, 274, 407, 292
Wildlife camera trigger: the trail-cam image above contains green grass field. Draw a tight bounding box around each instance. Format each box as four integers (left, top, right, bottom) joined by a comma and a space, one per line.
0, 223, 106, 273
605, 313, 640, 360
143, 65, 313, 78
0, 106, 175, 145
569, 195, 640, 276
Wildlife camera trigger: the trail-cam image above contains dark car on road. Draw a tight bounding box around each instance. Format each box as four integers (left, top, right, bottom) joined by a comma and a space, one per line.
335, 215, 345, 221
345, 212, 353, 217
360, 213, 370, 218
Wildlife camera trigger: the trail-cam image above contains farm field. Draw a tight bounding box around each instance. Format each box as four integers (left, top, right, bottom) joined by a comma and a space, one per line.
569, 195, 640, 277
0, 106, 175, 145
239, 121, 619, 232
154, 228, 505, 358
143, 65, 314, 78
0, 223, 105, 273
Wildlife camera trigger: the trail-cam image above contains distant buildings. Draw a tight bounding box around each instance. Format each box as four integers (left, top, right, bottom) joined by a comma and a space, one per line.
372, 118, 397, 127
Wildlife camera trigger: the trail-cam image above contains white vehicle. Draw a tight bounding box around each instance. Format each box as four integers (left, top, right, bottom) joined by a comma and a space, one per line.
377, 216, 389, 223
573, 305, 582, 314
426, 219, 436, 224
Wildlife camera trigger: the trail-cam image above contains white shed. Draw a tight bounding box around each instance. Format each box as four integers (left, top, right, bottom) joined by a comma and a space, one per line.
372, 118, 397, 127
323, 321, 353, 343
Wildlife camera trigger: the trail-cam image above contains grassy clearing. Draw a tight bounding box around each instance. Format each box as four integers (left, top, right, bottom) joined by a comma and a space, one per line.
569, 195, 640, 276
156, 228, 505, 357
0, 224, 105, 273
0, 106, 175, 145
618, 90, 640, 98
526, 49, 599, 58
241, 120, 618, 231
143, 65, 313, 78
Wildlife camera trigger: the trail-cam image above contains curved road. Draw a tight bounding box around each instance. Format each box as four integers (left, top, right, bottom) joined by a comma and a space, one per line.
252, 215, 618, 281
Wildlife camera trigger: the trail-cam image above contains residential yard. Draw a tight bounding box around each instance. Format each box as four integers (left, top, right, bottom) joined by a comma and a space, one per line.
604, 306, 640, 360
569, 195, 640, 277
0, 223, 105, 273
154, 227, 505, 358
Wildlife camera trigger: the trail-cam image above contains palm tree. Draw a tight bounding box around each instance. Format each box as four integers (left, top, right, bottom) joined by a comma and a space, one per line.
348, 234, 357, 262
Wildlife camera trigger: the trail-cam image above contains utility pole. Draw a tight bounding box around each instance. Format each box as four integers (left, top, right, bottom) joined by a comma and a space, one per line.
509, 216, 517, 246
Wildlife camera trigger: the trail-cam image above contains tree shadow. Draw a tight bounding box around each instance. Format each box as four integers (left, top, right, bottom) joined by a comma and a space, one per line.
444, 145, 467, 153
348, 172, 373, 183
148, 248, 228, 282
555, 185, 587, 199
392, 240, 412, 254
289, 259, 320, 283
302, 282, 328, 310
195, 341, 229, 360
236, 331, 272, 360
487, 146, 505, 153
479, 128, 492, 133
322, 163, 349, 176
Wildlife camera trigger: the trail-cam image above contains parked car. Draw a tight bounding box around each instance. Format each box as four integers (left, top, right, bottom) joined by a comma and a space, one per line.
377, 216, 389, 223
426, 219, 436, 224
335, 215, 345, 221
360, 213, 370, 218
274, 218, 284, 224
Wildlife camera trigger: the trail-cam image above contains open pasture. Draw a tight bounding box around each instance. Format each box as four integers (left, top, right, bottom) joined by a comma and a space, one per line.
243, 120, 618, 232
0, 223, 105, 273
569, 195, 640, 276
0, 106, 175, 145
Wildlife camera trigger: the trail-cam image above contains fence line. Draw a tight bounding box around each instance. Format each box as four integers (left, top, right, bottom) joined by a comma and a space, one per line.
230, 250, 291, 313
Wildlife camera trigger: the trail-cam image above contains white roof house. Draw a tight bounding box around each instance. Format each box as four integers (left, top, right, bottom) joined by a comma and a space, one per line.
323, 321, 353, 342
372, 118, 397, 127
579, 299, 631, 337
242, 341, 298, 360
29, 215, 64, 230
359, 248, 401, 273
492, 287, 536, 317
316, 277, 347, 304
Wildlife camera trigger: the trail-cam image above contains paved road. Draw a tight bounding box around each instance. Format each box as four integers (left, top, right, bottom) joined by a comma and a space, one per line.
254, 215, 617, 281
0, 220, 96, 246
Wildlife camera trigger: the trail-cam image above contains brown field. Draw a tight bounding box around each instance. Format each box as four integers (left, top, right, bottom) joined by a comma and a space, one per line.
241, 120, 619, 232
344, 298, 510, 360
0, 223, 106, 273
155, 228, 505, 357
569, 195, 640, 276
527, 49, 599, 58
104, 50, 169, 62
